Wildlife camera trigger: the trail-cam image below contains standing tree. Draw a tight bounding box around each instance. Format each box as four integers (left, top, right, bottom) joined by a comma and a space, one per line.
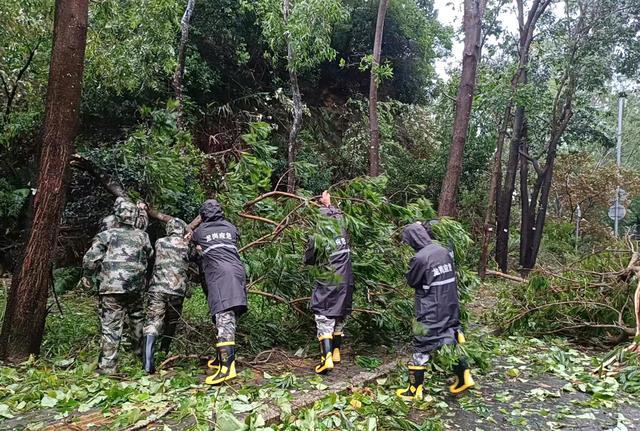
173, 0, 196, 128
518, 0, 640, 272
256, 0, 348, 192
494, 0, 551, 272
283, 0, 302, 192
438, 0, 488, 216
0, 0, 89, 361
368, 0, 390, 177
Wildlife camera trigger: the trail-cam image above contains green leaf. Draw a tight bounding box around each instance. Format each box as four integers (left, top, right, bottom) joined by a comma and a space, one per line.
40, 395, 58, 408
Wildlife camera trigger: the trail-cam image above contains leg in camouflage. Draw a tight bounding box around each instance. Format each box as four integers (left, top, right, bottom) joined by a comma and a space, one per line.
314, 314, 336, 338
124, 292, 145, 357
214, 310, 236, 343
314, 315, 336, 374
161, 294, 184, 353
98, 295, 126, 373
144, 291, 167, 337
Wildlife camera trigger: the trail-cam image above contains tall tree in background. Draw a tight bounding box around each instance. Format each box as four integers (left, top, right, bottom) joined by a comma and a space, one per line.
495, 0, 551, 272
256, 0, 347, 191
518, 0, 640, 272
173, 0, 196, 128
438, 0, 487, 216
0, 0, 89, 361
284, 0, 303, 192
368, 0, 389, 177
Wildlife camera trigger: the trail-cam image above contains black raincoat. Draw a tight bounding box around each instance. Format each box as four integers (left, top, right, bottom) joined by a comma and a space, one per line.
304, 206, 354, 318
192, 200, 247, 317
402, 223, 460, 353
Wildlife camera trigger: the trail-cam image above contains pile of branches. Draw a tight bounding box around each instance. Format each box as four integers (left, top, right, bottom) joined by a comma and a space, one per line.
494, 237, 640, 352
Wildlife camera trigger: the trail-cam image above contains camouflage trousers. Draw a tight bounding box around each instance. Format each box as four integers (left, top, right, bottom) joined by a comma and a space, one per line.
143, 291, 184, 338
314, 314, 346, 338
410, 352, 431, 366
98, 293, 144, 373
214, 310, 236, 343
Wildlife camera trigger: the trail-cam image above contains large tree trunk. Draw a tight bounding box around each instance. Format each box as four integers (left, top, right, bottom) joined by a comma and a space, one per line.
494, 0, 551, 272
368, 0, 389, 177
172, 0, 196, 128
478, 104, 511, 278
438, 0, 488, 216
0, 0, 89, 362
284, 0, 302, 193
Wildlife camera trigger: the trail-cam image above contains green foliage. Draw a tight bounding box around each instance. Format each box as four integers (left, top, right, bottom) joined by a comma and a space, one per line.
79, 103, 205, 219
490, 245, 637, 339
84, 0, 182, 107
254, 0, 349, 71
0, 180, 29, 220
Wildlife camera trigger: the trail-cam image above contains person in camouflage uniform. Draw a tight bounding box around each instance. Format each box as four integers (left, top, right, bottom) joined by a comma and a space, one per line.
142, 218, 196, 374
100, 198, 149, 232
83, 199, 154, 374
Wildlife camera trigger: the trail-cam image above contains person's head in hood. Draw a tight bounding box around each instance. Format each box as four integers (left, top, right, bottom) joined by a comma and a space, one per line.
200, 199, 224, 223
114, 198, 139, 227
166, 218, 187, 236
402, 222, 432, 251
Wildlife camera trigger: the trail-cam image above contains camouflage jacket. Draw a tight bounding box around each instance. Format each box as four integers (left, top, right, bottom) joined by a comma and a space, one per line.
83, 225, 153, 295
149, 231, 196, 296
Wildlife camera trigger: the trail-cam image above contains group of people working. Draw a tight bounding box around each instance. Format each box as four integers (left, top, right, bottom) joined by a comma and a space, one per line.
82, 191, 475, 400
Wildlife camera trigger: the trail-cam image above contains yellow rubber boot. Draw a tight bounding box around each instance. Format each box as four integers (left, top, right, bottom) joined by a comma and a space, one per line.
205, 341, 237, 385
449, 358, 475, 394
315, 335, 334, 374
332, 332, 342, 364
396, 365, 426, 401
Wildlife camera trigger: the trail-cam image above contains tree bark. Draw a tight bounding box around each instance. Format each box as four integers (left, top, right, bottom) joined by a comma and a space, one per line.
494, 0, 551, 272
0, 0, 89, 362
284, 0, 302, 193
478, 104, 511, 278
172, 0, 196, 128
368, 0, 389, 177
438, 0, 488, 216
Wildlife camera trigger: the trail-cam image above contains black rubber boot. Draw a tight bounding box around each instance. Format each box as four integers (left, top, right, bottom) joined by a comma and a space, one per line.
143, 335, 157, 374
396, 365, 426, 401
205, 342, 236, 385
449, 357, 475, 394
160, 336, 172, 355
315, 336, 334, 375
332, 332, 342, 364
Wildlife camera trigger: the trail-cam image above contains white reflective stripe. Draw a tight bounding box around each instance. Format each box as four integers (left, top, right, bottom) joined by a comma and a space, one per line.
203, 243, 238, 254
330, 248, 351, 257
429, 277, 456, 287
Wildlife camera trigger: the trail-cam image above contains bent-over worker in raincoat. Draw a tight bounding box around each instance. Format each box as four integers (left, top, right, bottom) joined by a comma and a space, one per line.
396, 222, 475, 401
191, 199, 247, 385
304, 191, 354, 374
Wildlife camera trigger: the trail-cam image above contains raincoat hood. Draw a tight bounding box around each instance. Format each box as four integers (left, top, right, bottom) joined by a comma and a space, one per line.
166, 218, 187, 236
402, 222, 432, 251
114, 198, 139, 227
200, 199, 224, 222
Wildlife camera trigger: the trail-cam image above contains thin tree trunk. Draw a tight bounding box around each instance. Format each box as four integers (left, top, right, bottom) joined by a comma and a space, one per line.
518, 123, 532, 270
495, 103, 524, 272
438, 0, 488, 216
284, 0, 302, 193
0, 0, 89, 362
368, 0, 389, 177
172, 0, 196, 128
494, 0, 551, 272
522, 101, 573, 271
478, 104, 511, 278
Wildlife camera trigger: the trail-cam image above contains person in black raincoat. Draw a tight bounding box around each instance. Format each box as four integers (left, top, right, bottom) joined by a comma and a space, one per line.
304, 191, 354, 374
190, 199, 247, 385
396, 221, 475, 401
